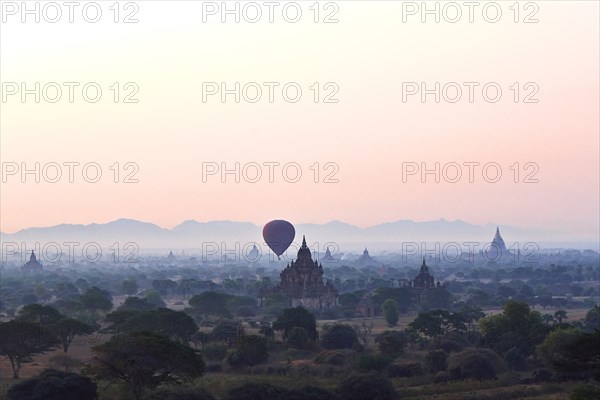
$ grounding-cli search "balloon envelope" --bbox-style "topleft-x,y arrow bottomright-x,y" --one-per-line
262,220 -> 295,257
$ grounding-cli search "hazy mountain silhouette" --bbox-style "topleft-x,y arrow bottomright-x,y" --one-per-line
1,218 -> 590,251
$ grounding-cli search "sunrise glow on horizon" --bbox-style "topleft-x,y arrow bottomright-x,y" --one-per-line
1,1 -> 598,240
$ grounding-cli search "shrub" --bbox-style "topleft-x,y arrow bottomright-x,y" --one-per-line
356,354 -> 393,372
569,384 -> 600,400
425,349 -> 448,373
315,350 -> 348,366
226,383 -> 287,400
7,369 -> 97,400
434,371 -> 449,383
321,324 -> 360,350
143,386 -> 217,400
227,335 -> 269,368
448,348 -> 506,381
387,362 -> 423,378
432,340 -> 464,354
336,374 -> 399,400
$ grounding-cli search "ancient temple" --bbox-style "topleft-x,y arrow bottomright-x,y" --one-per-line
486,226 -> 508,260
356,247 -> 376,266
166,250 -> 176,262
22,251 -> 43,273
248,244 -> 260,260
261,236 -> 338,309
413,257 -> 435,289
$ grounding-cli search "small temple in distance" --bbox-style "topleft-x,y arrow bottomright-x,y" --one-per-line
356,247 -> 376,266
22,251 -> 43,273
485,226 -> 509,260
260,236 -> 339,309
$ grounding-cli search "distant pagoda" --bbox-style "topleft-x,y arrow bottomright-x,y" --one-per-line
261,236 -> 338,309
486,226 -> 508,260
356,247 -> 376,266
22,251 -> 43,273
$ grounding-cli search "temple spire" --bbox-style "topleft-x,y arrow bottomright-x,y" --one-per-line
302,235 -> 307,247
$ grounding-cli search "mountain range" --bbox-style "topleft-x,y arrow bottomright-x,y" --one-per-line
1,218 -> 594,253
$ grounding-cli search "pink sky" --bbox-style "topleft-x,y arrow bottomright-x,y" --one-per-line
1,1 -> 598,239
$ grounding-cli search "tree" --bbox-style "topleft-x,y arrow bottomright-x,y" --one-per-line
120,279 -> 138,297
226,335 -> 269,368
7,369 -> 97,400
554,309 -> 568,324
16,304 -> 62,325
144,289 -> 167,308
553,329 -> 600,381
91,331 -> 205,400
188,291 -> 232,318
0,320 -> 60,378
273,307 -> 318,341
410,309 -> 465,338
584,306 -> 600,331
382,299 -> 399,326
80,287 -> 113,313
48,318 -> 94,353
536,328 -> 582,368
118,296 -> 156,312
336,374 -> 399,400
479,300 -> 548,356
108,308 -> 198,343
286,327 -> 310,349
321,323 -> 359,350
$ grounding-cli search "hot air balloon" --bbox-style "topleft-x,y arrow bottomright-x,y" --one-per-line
262,220 -> 295,260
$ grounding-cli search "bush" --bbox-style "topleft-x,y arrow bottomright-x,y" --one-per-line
434,371 -> 449,383
425,349 -> 448,373
143,386 -> 216,400
448,349 -> 506,381
356,354 -> 393,372
226,383 -> 288,400
336,374 -> 399,400
226,383 -> 337,400
226,335 -> 269,368
321,324 -> 360,350
7,369 -> 97,400
314,350 -> 349,366
387,362 -> 423,378
569,384 -> 600,400
431,340 -> 464,354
